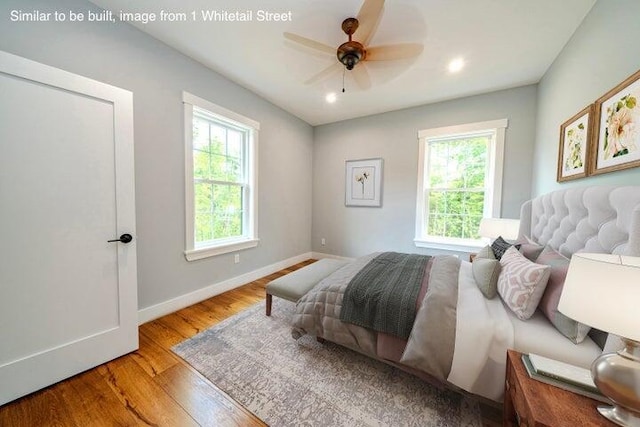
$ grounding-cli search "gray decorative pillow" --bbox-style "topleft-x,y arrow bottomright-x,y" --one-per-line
476,245 -> 496,260
472,258 -> 501,299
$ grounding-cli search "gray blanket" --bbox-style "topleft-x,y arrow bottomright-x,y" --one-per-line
400,255 -> 461,380
339,252 -> 430,339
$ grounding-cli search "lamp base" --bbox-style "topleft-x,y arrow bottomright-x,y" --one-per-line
597,405 -> 640,427
592,338 -> 640,427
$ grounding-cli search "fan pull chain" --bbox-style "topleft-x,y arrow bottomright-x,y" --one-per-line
342,67 -> 346,93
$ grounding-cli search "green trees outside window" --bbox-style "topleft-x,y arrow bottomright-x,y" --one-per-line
192,115 -> 246,244
425,136 -> 488,240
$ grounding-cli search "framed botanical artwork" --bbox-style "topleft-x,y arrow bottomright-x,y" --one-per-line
345,158 -> 383,207
591,69 -> 640,175
557,104 -> 593,182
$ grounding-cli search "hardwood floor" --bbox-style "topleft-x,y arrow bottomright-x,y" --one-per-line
0,259 -> 502,426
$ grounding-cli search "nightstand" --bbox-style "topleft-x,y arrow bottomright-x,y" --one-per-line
504,350 -> 614,426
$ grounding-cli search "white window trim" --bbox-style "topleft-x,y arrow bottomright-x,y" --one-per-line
414,119 -> 507,251
183,92 -> 259,261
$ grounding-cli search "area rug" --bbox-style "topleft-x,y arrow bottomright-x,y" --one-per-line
172,298 -> 482,427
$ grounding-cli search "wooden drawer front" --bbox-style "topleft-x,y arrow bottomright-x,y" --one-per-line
504,350 -> 612,427
508,363 -> 532,427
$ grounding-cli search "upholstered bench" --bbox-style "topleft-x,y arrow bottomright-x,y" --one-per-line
265,258 -> 348,316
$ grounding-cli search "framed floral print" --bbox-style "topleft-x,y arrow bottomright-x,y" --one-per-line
557,104 -> 593,182
345,158 -> 383,207
591,69 -> 640,175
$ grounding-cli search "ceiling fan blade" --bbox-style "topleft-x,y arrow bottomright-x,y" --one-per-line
355,0 -> 385,45
283,32 -> 335,55
304,62 -> 342,85
365,43 -> 424,61
351,63 -> 372,90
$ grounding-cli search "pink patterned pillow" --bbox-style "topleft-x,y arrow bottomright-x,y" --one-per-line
497,246 -> 551,320
535,246 -> 591,343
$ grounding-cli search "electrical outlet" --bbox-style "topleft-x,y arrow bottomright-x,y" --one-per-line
321,238 -> 326,246
234,254 -> 240,264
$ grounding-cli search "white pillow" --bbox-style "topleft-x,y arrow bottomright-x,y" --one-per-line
497,246 -> 551,320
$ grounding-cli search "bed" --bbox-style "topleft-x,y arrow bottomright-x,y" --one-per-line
291,186 -> 640,402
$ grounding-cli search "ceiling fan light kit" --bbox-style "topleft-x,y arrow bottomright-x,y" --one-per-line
337,17 -> 365,70
337,41 -> 364,70
283,0 -> 423,90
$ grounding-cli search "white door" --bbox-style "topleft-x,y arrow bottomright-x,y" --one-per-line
0,51 -> 138,405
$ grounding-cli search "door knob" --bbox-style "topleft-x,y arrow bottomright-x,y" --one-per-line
108,233 -> 133,244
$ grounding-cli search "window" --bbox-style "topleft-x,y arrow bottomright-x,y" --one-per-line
183,92 -> 259,261
414,119 -> 507,251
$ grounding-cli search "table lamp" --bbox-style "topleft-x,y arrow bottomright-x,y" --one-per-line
558,253 -> 640,427
478,218 -> 520,241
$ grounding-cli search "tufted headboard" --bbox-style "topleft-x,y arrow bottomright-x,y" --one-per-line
518,186 -> 640,259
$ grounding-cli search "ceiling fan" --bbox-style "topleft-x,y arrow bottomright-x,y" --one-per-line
283,0 -> 423,90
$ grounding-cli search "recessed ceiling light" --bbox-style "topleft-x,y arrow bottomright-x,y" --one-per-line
325,92 -> 337,103
448,58 -> 465,73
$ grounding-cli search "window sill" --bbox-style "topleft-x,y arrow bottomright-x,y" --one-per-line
185,238 -> 259,261
414,238 -> 485,253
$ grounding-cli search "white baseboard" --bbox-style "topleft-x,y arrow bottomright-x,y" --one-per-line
138,252 -> 313,324
311,251 -> 355,262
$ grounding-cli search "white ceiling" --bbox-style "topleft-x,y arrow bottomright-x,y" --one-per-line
89,0 -> 596,126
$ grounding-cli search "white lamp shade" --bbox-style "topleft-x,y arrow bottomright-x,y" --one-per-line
478,218 -> 520,240
558,253 -> 640,342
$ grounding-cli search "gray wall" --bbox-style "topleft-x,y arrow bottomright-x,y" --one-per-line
312,85 -> 538,258
532,0 -> 640,195
6,0 -> 636,310
0,0 -> 313,309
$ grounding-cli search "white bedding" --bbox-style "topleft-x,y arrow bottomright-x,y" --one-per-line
507,307 -> 602,369
447,261 -> 514,401
446,261 -> 602,402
